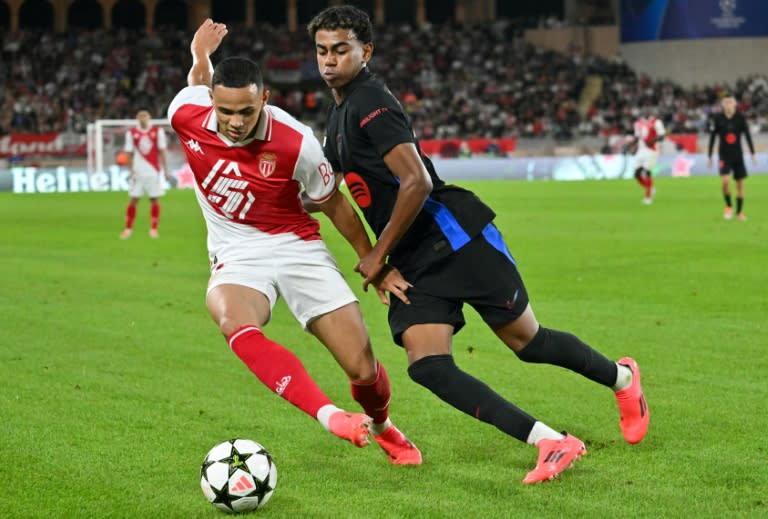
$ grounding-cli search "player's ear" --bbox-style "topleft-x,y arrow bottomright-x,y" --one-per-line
262,89 -> 271,104
362,42 -> 373,65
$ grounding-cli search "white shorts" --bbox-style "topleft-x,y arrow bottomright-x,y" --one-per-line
206,236 -> 357,329
634,148 -> 659,171
129,173 -> 166,198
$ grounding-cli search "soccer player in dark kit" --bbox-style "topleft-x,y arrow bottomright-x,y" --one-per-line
307,5 -> 650,484
708,94 -> 757,221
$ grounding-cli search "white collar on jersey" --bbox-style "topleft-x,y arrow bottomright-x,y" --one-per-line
203,106 -> 273,147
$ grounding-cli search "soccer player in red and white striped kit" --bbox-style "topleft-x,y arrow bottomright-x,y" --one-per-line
632,113 -> 665,205
166,19 -> 421,464
120,109 -> 172,239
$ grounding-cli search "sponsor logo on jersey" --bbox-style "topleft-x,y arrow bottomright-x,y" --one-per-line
344,172 -> 371,208
360,107 -> 389,128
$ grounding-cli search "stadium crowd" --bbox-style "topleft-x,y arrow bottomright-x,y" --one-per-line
1,20 -> 767,140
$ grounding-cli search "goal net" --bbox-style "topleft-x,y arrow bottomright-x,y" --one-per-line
86,119 -> 192,188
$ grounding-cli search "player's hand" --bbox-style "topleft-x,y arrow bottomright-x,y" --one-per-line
191,18 -> 227,56
354,250 -> 386,293
369,265 -> 412,305
707,157 -> 712,168
751,154 -> 757,165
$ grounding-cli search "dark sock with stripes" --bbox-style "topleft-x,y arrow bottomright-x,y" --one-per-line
408,354 -> 535,442
515,327 -> 618,387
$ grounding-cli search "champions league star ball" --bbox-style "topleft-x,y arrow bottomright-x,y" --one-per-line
200,439 -> 278,513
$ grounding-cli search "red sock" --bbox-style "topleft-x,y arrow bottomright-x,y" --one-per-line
125,204 -> 136,229
645,177 -> 654,197
228,325 -> 332,418
150,201 -> 160,230
350,361 -> 390,424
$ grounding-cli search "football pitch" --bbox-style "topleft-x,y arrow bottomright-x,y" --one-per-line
1,175 -> 766,518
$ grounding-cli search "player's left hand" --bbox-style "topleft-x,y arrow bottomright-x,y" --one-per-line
369,265 -> 412,305
751,154 -> 757,165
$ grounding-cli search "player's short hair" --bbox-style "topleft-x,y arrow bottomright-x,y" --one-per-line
307,5 -> 373,44
212,57 -> 264,90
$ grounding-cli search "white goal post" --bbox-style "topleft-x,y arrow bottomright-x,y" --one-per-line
86,119 -> 188,176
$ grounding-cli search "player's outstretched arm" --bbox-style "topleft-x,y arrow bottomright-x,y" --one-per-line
187,18 -> 228,87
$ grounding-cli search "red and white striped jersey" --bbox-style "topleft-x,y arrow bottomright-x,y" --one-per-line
168,86 -> 335,247
633,117 -> 665,151
124,125 -> 167,175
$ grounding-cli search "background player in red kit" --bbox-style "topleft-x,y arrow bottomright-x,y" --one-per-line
631,112 -> 665,205
120,109 -> 172,239
167,19 -> 420,464
707,94 -> 757,221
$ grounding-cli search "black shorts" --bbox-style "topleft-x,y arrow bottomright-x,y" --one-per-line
388,223 -> 530,346
719,158 -> 748,180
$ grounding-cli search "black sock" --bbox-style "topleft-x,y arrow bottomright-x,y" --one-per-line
515,327 -> 618,387
408,354 -> 535,442
724,194 -> 732,207
736,197 -> 744,214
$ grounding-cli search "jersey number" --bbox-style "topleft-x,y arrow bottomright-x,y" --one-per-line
202,159 -> 255,220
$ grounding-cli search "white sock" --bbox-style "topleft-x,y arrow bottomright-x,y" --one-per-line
526,421 -> 565,445
370,417 -> 392,436
613,363 -> 633,392
316,404 -> 343,431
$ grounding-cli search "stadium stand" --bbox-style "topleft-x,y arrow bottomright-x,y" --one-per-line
1,21 -> 766,144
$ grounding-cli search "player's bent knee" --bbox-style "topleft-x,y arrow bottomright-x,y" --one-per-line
344,359 -> 378,383
407,354 -> 454,389
217,317 -> 245,338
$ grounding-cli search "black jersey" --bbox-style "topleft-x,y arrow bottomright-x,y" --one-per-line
324,67 -> 496,274
708,112 -> 754,161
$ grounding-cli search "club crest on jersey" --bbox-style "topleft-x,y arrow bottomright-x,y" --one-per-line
258,152 -> 277,177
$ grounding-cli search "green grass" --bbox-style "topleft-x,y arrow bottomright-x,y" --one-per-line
1,175 -> 767,518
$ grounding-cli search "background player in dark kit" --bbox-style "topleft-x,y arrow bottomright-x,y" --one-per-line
708,94 -> 757,221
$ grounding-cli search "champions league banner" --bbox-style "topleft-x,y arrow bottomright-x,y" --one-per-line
620,0 -> 768,42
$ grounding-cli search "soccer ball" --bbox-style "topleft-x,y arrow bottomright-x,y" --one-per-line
200,439 -> 278,514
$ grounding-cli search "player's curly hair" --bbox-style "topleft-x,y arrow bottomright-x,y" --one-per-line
212,57 -> 264,89
307,5 -> 373,44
